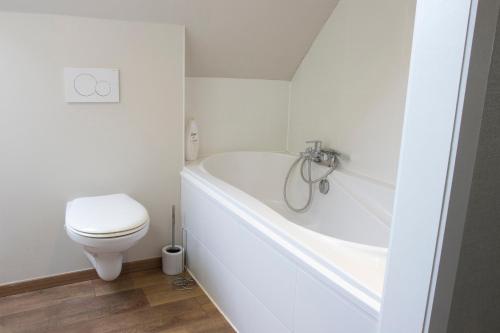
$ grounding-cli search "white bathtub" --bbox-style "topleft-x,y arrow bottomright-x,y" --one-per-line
181,151 -> 394,333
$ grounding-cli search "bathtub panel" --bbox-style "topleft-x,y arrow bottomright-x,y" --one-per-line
181,181 -> 203,238
186,231 -> 290,333
185,181 -> 243,270
198,201 -> 244,277
294,269 -> 377,333
204,205 -> 297,330
185,229 -> 203,279
236,222 -> 297,329
184,179 -> 297,329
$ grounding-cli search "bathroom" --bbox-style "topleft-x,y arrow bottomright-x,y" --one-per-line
1,1 -> 499,332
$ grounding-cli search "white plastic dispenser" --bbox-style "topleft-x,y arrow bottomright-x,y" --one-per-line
185,119 -> 199,161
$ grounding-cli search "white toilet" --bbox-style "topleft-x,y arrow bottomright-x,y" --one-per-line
65,193 -> 150,281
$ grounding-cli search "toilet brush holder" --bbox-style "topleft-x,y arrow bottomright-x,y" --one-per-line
162,245 -> 184,275
162,205 -> 184,275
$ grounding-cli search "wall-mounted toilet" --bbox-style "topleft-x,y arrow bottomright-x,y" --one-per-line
65,193 -> 150,281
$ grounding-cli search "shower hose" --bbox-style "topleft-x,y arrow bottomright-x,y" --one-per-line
283,154 -> 337,213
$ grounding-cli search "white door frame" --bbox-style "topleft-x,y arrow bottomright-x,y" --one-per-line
379,1 -> 499,332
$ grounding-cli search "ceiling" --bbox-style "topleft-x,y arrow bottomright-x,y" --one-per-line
0,0 -> 339,80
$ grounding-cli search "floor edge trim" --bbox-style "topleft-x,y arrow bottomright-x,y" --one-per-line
0,257 -> 162,297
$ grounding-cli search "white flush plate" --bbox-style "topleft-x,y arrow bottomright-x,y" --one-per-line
64,68 -> 119,103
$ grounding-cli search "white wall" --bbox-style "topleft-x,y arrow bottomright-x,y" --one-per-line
288,0 -> 415,185
186,78 -> 289,156
0,12 -> 185,284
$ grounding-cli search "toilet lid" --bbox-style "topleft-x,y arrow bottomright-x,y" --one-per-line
65,194 -> 149,236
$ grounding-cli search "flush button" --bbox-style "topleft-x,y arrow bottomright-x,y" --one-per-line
74,73 -> 97,96
95,80 -> 112,96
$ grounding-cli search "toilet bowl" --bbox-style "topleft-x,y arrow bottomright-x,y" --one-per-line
65,193 -> 150,281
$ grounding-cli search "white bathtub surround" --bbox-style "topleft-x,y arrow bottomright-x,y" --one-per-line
288,0 -> 416,185
182,152 -> 394,332
184,0 -> 416,185
185,78 -> 290,156
0,12 -> 184,285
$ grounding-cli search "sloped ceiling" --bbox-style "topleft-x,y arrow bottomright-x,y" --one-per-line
0,0 -> 339,80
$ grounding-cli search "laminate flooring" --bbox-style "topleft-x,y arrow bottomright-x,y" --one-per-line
0,269 -> 234,333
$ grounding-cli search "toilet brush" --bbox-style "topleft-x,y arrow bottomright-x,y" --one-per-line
161,205 -> 185,275
171,205 -> 177,250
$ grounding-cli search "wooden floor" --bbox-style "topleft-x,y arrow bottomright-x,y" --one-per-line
0,269 -> 234,333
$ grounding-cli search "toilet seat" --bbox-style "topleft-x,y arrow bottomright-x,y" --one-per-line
66,193 -> 149,238
66,222 -> 148,238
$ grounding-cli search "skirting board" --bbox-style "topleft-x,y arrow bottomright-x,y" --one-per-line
0,257 -> 162,298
